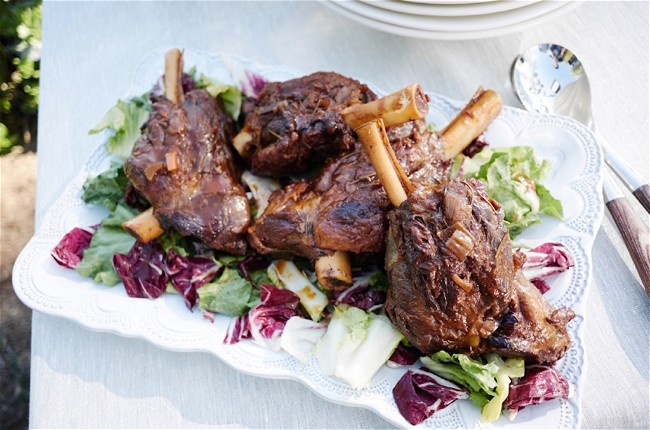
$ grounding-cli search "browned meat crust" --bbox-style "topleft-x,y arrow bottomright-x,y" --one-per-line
238,71 -> 377,177
125,90 -> 250,254
384,178 -> 574,364
247,120 -> 450,259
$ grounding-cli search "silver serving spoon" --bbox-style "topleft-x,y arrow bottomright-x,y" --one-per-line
512,43 -> 650,295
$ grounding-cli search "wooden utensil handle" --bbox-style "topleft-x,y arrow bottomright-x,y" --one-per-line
632,184 -> 650,214
606,197 -> 650,296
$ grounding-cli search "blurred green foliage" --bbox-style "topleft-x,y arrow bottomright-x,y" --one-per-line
1,0 -> 42,154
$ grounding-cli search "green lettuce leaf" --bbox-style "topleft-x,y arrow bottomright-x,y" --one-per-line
75,203 -> 138,285
460,146 -> 563,237
313,305 -> 403,389
248,268 -> 272,288
422,351 -> 499,395
155,229 -> 192,257
197,267 -> 259,316
195,74 -> 243,119
338,305 -> 371,344
89,94 -> 151,159
368,271 -> 389,292
81,162 -> 128,210
421,351 -> 525,423
480,354 -> 525,422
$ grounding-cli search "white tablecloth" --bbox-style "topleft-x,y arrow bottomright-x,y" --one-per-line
29,1 -> 649,428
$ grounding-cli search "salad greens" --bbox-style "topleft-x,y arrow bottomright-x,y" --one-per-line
81,161 -> 128,211
75,202 -> 138,285
421,351 -> 525,422
280,316 -> 327,363
88,94 -> 151,159
248,284 -> 301,352
314,305 -> 403,389
267,260 -> 329,322
197,267 -> 260,316
481,354 -> 525,422
393,367 -> 469,425
455,145 -> 563,237
194,73 -> 244,119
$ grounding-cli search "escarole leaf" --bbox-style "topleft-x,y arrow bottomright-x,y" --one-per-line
89,94 -> 151,159
81,162 -> 129,210
195,74 -> 243,119
75,203 -> 138,285
421,351 -> 499,396
267,260 -> 328,322
314,305 -> 403,389
459,146 -> 563,237
197,267 -> 259,316
421,351 -> 525,423
480,354 -> 525,422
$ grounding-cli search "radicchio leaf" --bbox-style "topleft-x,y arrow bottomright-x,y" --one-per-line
151,73 -> 196,97
331,268 -> 386,311
388,343 -> 422,367
51,227 -> 95,269
113,241 -> 168,299
223,314 -> 252,345
462,133 -> 489,158
504,365 -> 571,414
166,249 -> 221,309
521,242 -> 574,293
240,71 -> 268,98
393,367 -> 469,425
238,255 -> 271,286
249,284 -> 301,351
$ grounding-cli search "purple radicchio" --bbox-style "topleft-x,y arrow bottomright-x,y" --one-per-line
249,284 -> 301,351
387,343 -> 423,367
51,226 -> 96,269
239,71 -> 268,98
151,73 -> 196,97
521,242 -> 574,293
223,314 -> 252,345
166,249 -> 221,309
238,255 -> 271,286
462,133 -> 489,158
504,365 -> 571,415
393,367 -> 469,425
113,241 -> 168,299
331,269 -> 386,311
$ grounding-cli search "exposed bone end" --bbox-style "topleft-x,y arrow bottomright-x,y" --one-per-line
233,130 -> 255,159
122,207 -> 164,243
342,83 -> 429,130
441,87 -> 502,159
315,250 -> 353,291
164,48 -> 184,105
354,119 -> 411,207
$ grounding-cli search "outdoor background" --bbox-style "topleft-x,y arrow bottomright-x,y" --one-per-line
1,1 -> 42,429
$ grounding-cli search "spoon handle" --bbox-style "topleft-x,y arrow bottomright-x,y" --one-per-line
604,172 -> 650,296
601,142 -> 650,213
632,184 -> 650,214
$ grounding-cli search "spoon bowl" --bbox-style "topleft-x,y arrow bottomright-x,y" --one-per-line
511,42 -> 650,295
512,44 -> 592,126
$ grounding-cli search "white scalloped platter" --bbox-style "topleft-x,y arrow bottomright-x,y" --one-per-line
13,48 -> 604,429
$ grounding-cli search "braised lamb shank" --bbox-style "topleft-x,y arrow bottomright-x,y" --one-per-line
344,90 -> 575,365
125,77 -> 250,254
384,179 -> 574,364
248,119 -> 450,260
233,71 -> 377,177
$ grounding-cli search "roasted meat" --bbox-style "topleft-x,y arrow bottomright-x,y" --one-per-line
487,271 -> 575,364
247,119 -> 451,259
125,90 -> 250,254
384,178 -> 574,364
234,71 -> 377,177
